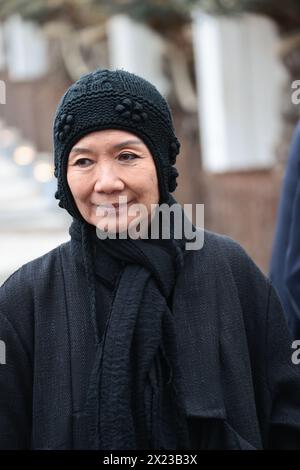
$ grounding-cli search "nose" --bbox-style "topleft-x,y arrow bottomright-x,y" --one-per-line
93,161 -> 125,193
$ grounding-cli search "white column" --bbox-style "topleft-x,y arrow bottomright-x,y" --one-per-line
3,14 -> 48,81
106,14 -> 170,96
0,22 -> 5,71
192,11 -> 287,172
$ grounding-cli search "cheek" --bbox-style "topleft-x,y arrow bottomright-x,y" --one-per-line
148,167 -> 159,195
132,174 -> 151,194
150,172 -> 158,187
67,171 -> 90,200
134,167 -> 159,203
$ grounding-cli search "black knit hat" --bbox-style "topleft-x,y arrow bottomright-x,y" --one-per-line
53,68 -> 181,219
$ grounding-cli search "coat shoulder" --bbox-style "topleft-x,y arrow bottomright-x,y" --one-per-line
0,241 -> 72,328
185,229 -> 273,320
202,229 -> 269,285
1,241 -> 71,291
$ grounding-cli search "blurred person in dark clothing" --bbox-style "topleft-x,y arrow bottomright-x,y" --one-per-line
270,121 -> 300,340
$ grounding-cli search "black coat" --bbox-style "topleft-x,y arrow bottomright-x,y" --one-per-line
1,229 -> 300,449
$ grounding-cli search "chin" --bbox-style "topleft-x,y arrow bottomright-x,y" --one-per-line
94,218 -> 128,235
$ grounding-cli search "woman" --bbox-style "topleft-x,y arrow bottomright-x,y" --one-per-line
0,68 -> 300,450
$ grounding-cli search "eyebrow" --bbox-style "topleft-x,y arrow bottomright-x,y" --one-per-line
69,139 -> 144,157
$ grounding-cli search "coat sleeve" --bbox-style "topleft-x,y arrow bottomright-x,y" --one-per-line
221,233 -> 300,449
0,269 -> 33,449
266,282 -> 300,449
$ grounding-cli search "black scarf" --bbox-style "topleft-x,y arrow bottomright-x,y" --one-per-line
69,196 -> 193,450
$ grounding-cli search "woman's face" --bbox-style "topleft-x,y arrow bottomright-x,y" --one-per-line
67,129 -> 159,235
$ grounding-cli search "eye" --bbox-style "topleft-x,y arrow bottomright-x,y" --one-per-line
118,152 -> 139,162
73,158 -> 93,167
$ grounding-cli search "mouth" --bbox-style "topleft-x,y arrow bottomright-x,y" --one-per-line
92,200 -> 134,213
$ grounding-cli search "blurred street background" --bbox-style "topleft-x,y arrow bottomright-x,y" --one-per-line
1,0 -> 300,284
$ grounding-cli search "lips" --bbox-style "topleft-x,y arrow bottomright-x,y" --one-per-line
94,201 -> 131,207
92,200 -> 133,212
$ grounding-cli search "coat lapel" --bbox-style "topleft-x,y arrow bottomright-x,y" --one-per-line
172,250 -> 227,420
60,242 -> 96,420
172,240 -> 263,448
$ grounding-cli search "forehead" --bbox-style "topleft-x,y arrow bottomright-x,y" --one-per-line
71,129 -> 145,148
